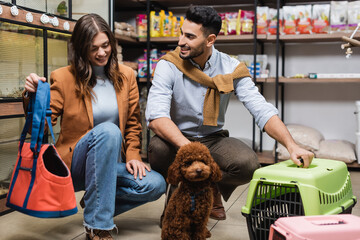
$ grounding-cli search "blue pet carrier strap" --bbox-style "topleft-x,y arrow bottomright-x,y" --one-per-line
30,81 -> 50,153
24,81 -> 51,208
45,102 -> 55,143
18,111 -> 33,150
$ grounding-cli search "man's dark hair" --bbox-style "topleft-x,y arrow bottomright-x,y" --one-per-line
185,5 -> 222,36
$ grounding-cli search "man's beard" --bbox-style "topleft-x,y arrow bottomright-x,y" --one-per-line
179,45 -> 205,60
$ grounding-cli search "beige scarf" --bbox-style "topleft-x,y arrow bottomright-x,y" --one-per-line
161,47 -> 251,126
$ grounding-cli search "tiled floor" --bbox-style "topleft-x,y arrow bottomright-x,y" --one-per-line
1,170 -> 359,240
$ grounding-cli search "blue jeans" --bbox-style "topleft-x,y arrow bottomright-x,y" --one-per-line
71,122 -> 166,230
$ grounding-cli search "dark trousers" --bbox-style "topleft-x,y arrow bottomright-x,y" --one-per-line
148,130 -> 260,201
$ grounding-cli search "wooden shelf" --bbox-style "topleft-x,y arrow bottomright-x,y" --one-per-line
267,32 -> 360,43
0,102 -> 24,118
138,36 -> 178,44
0,5 -> 75,32
216,34 -> 267,43
116,0 -> 254,9
257,151 -> 360,169
257,151 -> 276,165
260,77 -> 360,83
137,34 -> 266,44
138,77 -> 151,83
139,77 -> 360,84
115,34 -> 139,45
115,0 -> 332,10
132,33 -> 358,45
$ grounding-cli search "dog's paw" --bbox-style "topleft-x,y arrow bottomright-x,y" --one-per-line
206,228 -> 211,238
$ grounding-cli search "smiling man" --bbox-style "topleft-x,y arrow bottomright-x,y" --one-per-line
145,5 -> 314,223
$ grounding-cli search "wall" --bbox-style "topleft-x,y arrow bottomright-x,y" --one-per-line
72,0 -> 109,22
220,42 -> 360,151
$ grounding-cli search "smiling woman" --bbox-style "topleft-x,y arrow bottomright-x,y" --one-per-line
23,13 -> 166,240
89,33 -> 111,67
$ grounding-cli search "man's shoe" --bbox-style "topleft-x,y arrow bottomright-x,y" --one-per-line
85,227 -> 113,240
210,184 -> 226,220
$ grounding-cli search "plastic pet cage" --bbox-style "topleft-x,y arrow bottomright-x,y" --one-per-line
268,214 -> 360,240
241,158 -> 357,240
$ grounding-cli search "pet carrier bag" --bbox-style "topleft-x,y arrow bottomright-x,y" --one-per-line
269,214 -> 360,240
241,158 -> 357,240
6,81 -> 78,218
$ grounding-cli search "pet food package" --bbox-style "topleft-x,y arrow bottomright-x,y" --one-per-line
219,13 -> 227,35
137,58 -> 158,77
348,1 -> 360,31
297,5 -> 312,34
236,9 -> 242,34
312,4 -> 330,33
283,6 -> 298,34
161,10 -> 173,37
241,10 -> 254,34
150,11 -> 161,37
136,14 -> 147,38
330,1 -> 348,32
268,8 -> 283,35
257,6 -> 269,34
138,59 -> 147,77
171,16 -> 183,37
237,54 -> 268,77
225,12 -> 239,35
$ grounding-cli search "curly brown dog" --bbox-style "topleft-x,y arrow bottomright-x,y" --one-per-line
161,142 -> 222,240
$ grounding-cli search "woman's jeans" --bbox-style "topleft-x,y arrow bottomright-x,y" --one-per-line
71,122 -> 166,230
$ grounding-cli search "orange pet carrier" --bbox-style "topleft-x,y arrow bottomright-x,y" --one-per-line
6,81 -> 77,218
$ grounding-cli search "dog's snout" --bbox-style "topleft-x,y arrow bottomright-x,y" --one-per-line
196,169 -> 202,174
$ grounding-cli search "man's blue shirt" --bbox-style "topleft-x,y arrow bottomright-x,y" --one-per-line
145,46 -> 278,137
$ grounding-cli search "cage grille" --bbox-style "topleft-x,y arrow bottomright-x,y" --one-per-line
249,182 -> 304,240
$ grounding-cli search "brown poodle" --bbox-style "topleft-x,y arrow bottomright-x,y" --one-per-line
161,142 -> 222,240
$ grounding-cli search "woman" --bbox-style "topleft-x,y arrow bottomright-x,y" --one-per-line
24,14 -> 166,240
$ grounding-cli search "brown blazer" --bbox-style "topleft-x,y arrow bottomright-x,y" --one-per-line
27,64 -> 142,169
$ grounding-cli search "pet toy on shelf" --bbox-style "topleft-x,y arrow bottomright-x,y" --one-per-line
341,23 -> 360,58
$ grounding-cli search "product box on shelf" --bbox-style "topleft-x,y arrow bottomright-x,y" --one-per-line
136,14 -> 147,38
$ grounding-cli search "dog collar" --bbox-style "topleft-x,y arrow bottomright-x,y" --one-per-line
190,189 -> 208,212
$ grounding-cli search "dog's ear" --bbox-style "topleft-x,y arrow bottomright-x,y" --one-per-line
166,156 -> 182,185
210,160 -> 222,182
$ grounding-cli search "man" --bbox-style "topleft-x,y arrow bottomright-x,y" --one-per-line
145,6 -> 314,221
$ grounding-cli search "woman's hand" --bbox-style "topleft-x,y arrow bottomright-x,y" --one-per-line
25,73 -> 46,93
126,159 -> 151,180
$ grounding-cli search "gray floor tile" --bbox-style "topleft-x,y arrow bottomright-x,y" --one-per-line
0,171 -> 359,239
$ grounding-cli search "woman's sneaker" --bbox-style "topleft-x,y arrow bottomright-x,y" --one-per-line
85,227 -> 113,240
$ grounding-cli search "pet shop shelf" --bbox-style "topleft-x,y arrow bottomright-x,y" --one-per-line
241,158 -> 357,240
269,214 -> 360,240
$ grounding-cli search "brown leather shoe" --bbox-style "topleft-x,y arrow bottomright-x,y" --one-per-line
210,184 -> 226,220
85,227 -> 113,240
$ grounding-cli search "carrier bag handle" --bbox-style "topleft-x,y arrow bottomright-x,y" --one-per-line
19,81 -> 55,154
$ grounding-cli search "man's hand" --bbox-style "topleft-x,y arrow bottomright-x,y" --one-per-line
287,144 -> 314,168
264,115 -> 314,168
126,159 -> 151,180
